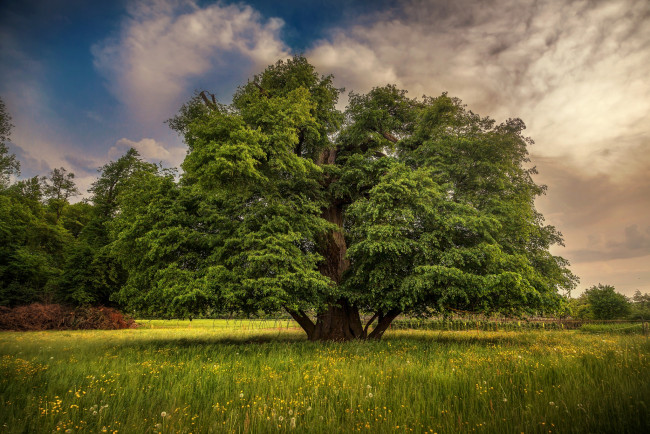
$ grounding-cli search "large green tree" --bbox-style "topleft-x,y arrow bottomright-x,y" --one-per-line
123,56 -> 575,340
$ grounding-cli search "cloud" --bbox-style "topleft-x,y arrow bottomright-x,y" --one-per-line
307,0 -> 650,172
567,254 -> 650,296
531,147 -> 650,294
92,0 -> 290,125
110,137 -> 186,166
570,225 -> 650,262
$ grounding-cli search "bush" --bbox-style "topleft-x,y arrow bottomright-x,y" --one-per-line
0,303 -> 136,331
579,323 -> 644,335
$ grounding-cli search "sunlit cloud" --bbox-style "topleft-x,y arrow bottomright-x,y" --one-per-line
308,0 -> 650,173
110,137 -> 186,166
92,0 -> 290,125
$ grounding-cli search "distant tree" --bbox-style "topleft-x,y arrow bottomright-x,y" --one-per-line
58,149 -> 156,306
0,185 -> 69,306
12,176 -> 43,202
0,96 -> 20,188
89,148 -> 155,219
630,290 -> 650,320
581,284 -> 630,320
42,167 -> 79,222
0,101 -> 89,306
632,290 -> 650,306
568,295 -> 593,319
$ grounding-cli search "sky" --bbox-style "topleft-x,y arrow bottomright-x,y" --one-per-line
1,0 -> 648,297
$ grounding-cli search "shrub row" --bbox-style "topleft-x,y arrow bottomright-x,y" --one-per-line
0,303 -> 136,331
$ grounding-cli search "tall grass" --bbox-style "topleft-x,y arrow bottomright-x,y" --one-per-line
1,320 -> 648,433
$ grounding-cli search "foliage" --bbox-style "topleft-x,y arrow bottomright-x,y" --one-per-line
0,184 -> 70,305
41,167 -> 80,222
127,56 -> 577,339
0,98 -> 148,309
57,149 -> 156,306
576,284 -> 631,320
630,289 -> 650,320
109,168 -> 225,318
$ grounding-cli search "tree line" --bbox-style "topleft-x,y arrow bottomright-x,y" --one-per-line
1,57 -> 645,338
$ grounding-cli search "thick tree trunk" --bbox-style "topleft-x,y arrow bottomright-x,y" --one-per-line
286,304 -> 401,341
310,299 -> 364,341
302,147 -> 400,341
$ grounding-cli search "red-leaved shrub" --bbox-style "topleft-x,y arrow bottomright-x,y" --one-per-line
0,303 -> 136,331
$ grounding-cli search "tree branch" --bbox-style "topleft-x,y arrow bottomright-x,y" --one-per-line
381,131 -> 398,143
367,309 -> 401,339
199,91 -> 217,109
253,82 -> 270,98
363,312 -> 380,336
284,307 -> 315,338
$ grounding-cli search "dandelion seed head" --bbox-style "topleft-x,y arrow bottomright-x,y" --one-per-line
503,398 -> 507,402
279,416 -> 284,422
549,402 -> 555,406
161,411 -> 167,418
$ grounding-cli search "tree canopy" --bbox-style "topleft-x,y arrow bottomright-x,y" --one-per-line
108,56 -> 577,340
578,284 -> 630,320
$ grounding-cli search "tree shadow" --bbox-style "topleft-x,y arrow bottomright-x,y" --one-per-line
384,329 -> 540,348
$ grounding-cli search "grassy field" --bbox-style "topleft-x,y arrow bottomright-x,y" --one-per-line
1,320 -> 648,433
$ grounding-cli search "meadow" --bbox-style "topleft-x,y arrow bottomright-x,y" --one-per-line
1,320 -> 648,433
